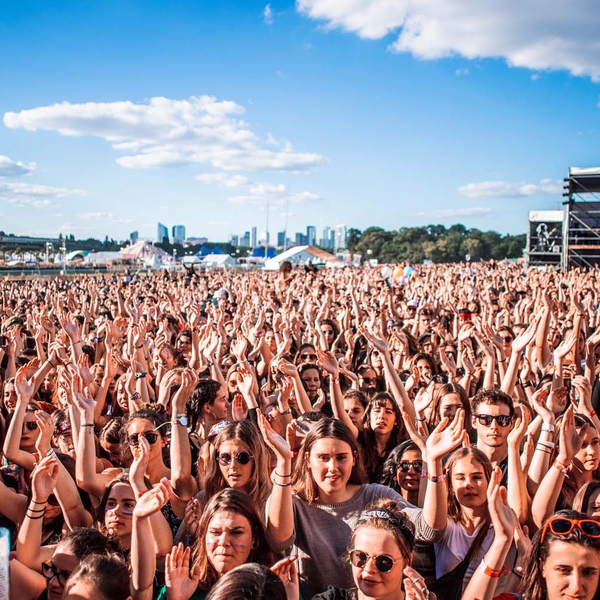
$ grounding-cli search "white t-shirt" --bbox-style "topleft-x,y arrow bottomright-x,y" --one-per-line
434,519 -> 516,594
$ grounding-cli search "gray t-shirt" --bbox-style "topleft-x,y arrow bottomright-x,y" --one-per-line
269,483 -> 443,600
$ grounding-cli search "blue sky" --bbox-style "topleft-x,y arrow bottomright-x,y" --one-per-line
1,0 -> 599,243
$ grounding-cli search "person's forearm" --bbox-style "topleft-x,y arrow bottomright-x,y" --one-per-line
170,415 -> 196,503
329,378 -> 358,438
55,462 -> 93,529
422,457 -> 447,529
507,447 -> 528,524
131,516 -> 156,600
3,398 -> 36,469
267,457 -> 294,543
383,352 -> 416,422
76,412 -> 107,497
462,535 -> 512,600
531,457 -> 566,527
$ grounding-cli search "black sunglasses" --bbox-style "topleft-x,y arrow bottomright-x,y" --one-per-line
349,549 -> 402,573
300,353 -> 317,361
217,451 -> 254,466
475,414 -> 512,428
128,431 -> 159,446
398,460 -> 423,473
502,336 -> 513,343
361,377 -> 376,384
47,494 -> 60,507
23,421 -> 38,431
41,561 -> 72,586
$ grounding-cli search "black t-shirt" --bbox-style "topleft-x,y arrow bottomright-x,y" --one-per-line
311,587 -> 357,600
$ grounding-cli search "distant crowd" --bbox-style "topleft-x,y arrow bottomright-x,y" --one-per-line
1,260 -> 600,600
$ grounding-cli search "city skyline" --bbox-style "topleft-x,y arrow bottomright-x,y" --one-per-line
1,1 -> 599,242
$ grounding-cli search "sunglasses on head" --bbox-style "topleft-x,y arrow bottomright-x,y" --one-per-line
128,431 -> 159,446
398,460 -> 423,473
217,451 -> 254,466
541,517 -> 600,543
23,421 -> 38,431
349,549 -> 403,573
300,353 -> 317,361
475,414 -> 512,428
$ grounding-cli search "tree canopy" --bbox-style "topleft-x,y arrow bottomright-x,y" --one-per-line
345,225 -> 525,263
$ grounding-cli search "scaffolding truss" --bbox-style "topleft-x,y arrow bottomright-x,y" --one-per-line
562,167 -> 600,270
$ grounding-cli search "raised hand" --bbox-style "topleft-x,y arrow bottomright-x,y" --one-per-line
403,566 -> 432,600
258,412 -> 292,462
507,404 -> 530,448
133,477 -> 173,520
426,409 -> 467,461
14,364 -> 35,400
271,557 -> 299,600
557,405 -> 582,464
530,387 -> 554,424
31,454 -> 59,502
164,543 -> 200,600
34,410 -> 54,456
486,466 -> 516,542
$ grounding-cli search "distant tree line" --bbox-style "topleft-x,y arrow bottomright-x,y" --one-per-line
345,225 -> 526,264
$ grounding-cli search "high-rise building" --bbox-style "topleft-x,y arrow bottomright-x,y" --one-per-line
277,231 -> 286,247
334,224 -> 347,250
251,226 -> 258,249
129,231 -> 139,244
230,235 -> 239,246
320,226 -> 332,249
295,232 -> 307,246
306,225 -> 316,246
171,225 -> 186,245
240,231 -> 250,247
157,222 -> 168,244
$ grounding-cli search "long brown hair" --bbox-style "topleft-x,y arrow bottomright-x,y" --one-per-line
204,421 -> 272,510
359,392 -> 406,482
427,382 -> 470,432
292,418 -> 366,503
190,488 -> 274,592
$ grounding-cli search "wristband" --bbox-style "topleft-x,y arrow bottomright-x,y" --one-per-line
130,392 -> 141,401
280,409 -> 292,416
481,558 -> 507,578
521,382 -> 532,388
27,506 -> 46,513
30,499 -> 48,505
330,376 -> 340,384
135,371 -> 148,379
537,440 -> 555,450
135,344 -> 144,349
553,459 -> 571,478
26,513 -> 45,520
420,469 -> 428,478
590,409 -> 597,419
274,472 -> 292,478
273,481 -> 292,487
137,489 -> 149,499
427,473 -> 446,483
81,423 -> 95,428
541,423 -> 555,433
45,448 -> 56,457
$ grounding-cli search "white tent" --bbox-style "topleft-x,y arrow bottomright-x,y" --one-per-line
264,245 -> 342,271
202,254 -> 236,268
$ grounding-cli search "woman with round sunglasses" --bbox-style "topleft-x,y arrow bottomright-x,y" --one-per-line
176,420 -> 272,544
76,369 -> 198,533
266,414 -> 461,599
295,344 -> 319,366
311,499 -> 431,600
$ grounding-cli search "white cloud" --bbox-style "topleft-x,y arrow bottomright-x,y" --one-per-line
458,178 -> 561,198
4,96 -> 325,172
0,181 -> 84,208
228,182 -> 322,206
78,212 -> 132,223
58,222 -> 88,235
414,207 -> 494,219
0,155 -> 36,177
296,0 -> 600,80
455,68 -> 469,76
263,4 -> 274,25
196,172 -> 249,188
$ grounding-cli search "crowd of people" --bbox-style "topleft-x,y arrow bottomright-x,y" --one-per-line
1,259 -> 600,600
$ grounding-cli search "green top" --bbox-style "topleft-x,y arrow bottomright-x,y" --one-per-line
155,586 -> 206,600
